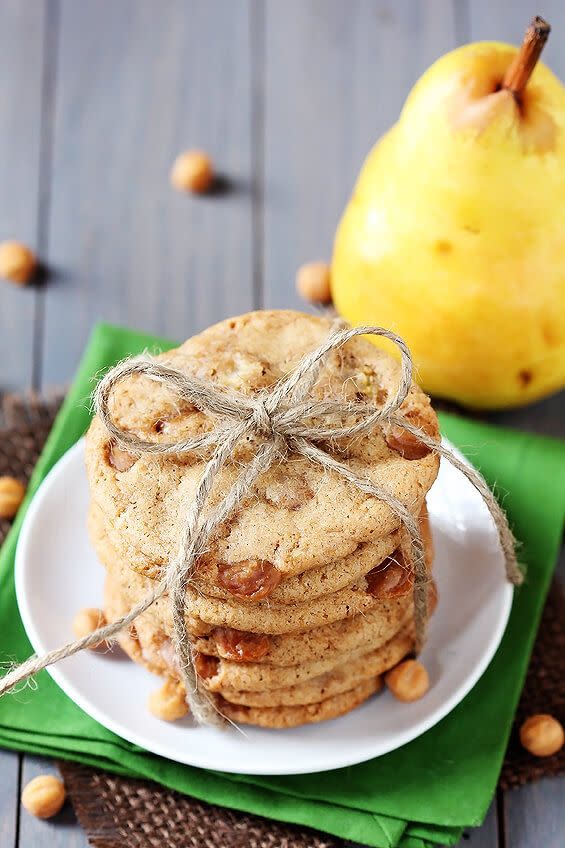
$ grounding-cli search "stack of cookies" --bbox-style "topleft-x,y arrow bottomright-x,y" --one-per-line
85,310 -> 440,728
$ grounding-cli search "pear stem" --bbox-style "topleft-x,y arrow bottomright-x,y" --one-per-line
502,16 -> 550,100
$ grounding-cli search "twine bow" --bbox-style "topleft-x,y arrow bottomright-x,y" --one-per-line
0,323 -> 523,727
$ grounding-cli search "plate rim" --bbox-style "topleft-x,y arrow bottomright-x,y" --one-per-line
14,437 -> 513,775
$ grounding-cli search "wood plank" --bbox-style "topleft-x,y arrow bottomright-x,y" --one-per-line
19,755 -> 88,847
504,776 -> 565,848
0,751 -> 19,848
0,1 -> 46,391
40,0 -> 254,388
262,0 -> 458,311
458,799 -> 499,847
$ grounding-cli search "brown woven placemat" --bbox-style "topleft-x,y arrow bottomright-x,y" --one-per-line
1,393 -> 564,848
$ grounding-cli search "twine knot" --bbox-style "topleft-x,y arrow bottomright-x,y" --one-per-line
249,396 -> 278,439
0,321 -> 523,729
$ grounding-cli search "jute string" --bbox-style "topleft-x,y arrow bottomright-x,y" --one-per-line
0,323 -> 523,727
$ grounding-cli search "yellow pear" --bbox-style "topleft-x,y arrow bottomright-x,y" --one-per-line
332,18 -> 565,408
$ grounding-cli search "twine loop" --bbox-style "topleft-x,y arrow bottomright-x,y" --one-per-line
0,322 -> 523,728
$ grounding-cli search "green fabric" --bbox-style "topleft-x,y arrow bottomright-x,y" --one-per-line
1,322 -> 564,848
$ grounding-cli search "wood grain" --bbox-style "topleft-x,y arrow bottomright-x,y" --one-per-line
461,799 -> 499,847
0,751 -> 19,848
262,0 -> 458,311
0,1 -> 564,846
39,0 -> 254,388
19,755 -> 88,847
468,0 -> 564,71
504,775 -> 565,848
0,1 -> 46,391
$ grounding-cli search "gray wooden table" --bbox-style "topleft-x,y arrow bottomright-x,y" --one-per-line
0,2 -> 563,846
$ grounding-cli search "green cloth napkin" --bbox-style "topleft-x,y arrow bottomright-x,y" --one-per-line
1,323 -> 565,848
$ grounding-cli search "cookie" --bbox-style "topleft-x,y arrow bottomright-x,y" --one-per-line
90,498 -> 434,606
86,310 -> 440,593
98,545 -> 409,637
194,619 -> 410,692
215,624 -> 413,707
94,509 -> 432,640
216,680 -> 382,728
104,566 -> 435,693
117,606 -> 411,693
192,599 -> 414,667
104,569 -> 415,669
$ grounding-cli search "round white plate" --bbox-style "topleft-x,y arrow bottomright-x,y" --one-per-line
15,437 -> 512,775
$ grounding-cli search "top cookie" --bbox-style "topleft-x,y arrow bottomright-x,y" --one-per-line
85,310 -> 439,587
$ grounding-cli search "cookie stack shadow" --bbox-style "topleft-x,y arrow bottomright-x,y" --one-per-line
86,310 -> 440,728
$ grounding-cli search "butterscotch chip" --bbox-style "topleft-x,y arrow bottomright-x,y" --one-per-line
217,559 -> 281,600
520,714 -> 564,757
366,549 -> 413,599
295,261 -> 332,304
21,775 -> 65,819
0,476 -> 26,519
0,241 -> 36,284
385,406 -> 439,460
212,627 -> 270,662
170,150 -> 214,193
72,607 -> 107,649
193,652 -> 220,680
106,441 -> 137,471
148,679 -> 188,721
385,659 -> 429,702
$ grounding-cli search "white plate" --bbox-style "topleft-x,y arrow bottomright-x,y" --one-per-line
15,437 -> 512,775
